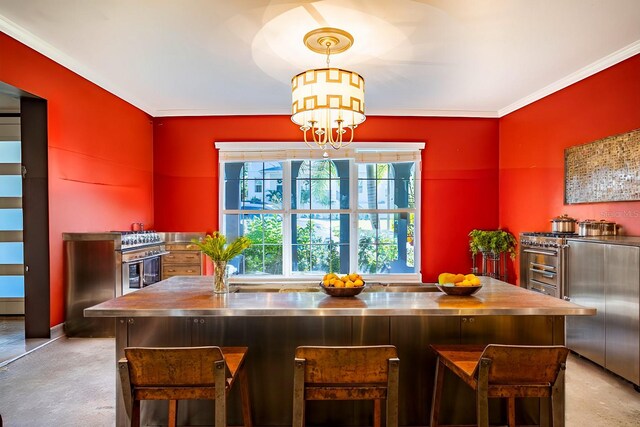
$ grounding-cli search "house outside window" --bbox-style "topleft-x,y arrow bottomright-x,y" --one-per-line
217,142 -> 424,282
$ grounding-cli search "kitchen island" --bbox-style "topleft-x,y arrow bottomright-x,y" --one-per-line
86,276 -> 595,427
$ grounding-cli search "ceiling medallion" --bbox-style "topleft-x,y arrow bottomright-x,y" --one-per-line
291,27 -> 365,156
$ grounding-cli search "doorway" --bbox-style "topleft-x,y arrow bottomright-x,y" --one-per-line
0,82 -> 50,343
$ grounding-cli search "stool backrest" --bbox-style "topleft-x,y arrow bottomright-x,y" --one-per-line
474,344 -> 569,385
124,346 -> 225,387
295,345 -> 398,384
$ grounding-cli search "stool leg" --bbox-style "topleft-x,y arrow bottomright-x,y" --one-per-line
131,400 -> 141,427
293,358 -> 305,427
430,358 -> 444,427
507,397 -> 516,427
168,400 -> 178,427
386,358 -> 399,427
239,365 -> 253,427
477,358 -> 492,427
373,399 -> 381,427
551,363 -> 566,427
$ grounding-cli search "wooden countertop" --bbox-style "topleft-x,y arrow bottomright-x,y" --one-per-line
85,276 -> 595,318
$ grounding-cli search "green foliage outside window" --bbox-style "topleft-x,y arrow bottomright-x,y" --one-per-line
243,215 -> 283,274
358,232 -> 399,273
295,220 -> 340,273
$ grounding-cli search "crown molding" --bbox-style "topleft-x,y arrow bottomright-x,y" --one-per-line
154,108 -> 500,118
0,14 -> 154,115
499,39 -> 640,117
215,141 -> 425,151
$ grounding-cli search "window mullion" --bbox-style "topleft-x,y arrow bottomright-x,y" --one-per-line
350,158 -> 358,273
282,160 -> 292,276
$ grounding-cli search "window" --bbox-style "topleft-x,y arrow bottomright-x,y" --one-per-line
0,122 -> 25,300
218,142 -> 423,281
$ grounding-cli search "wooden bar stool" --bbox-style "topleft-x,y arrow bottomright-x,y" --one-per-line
430,344 -> 569,427
118,346 -> 252,427
293,345 -> 400,427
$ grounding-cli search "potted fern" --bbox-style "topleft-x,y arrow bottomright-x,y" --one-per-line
468,229 -> 517,280
192,232 -> 251,294
469,229 -> 517,259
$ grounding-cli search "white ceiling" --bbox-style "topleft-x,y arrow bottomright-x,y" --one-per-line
1,0 -> 639,118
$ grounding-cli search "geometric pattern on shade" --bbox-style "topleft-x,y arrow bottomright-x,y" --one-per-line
291,68 -> 365,128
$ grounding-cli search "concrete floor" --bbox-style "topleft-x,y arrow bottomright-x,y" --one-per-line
0,317 -> 52,368
0,324 -> 639,426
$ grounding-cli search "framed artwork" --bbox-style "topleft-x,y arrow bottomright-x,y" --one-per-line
565,128 -> 640,204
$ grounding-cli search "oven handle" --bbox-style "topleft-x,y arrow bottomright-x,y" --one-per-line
530,267 -> 556,278
523,248 -> 558,256
122,251 -> 170,264
529,278 -> 557,295
530,262 -> 556,272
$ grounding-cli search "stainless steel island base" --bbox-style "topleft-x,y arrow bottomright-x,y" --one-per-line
87,276 -> 594,427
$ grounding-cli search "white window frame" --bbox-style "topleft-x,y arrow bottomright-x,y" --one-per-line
216,142 -> 424,284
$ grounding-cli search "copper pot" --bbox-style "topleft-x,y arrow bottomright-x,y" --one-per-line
550,214 -> 577,233
578,220 -> 600,236
599,220 -> 618,236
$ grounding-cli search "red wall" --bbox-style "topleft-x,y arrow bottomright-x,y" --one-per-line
499,54 -> 640,283
0,33 -> 154,327
154,115 -> 499,282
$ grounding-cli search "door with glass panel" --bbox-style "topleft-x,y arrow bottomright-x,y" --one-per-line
0,116 -> 24,315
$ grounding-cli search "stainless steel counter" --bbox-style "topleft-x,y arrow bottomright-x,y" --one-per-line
85,276 -> 595,318
568,235 -> 640,246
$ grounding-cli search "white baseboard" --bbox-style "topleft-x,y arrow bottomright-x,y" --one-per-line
50,322 -> 65,339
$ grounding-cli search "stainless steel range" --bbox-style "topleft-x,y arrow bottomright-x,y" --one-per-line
119,231 -> 168,292
519,232 -> 575,298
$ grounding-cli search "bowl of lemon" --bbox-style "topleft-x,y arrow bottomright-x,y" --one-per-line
435,273 -> 483,296
320,272 -> 365,297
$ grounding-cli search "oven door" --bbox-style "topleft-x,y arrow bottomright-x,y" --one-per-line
128,262 -> 142,288
142,256 -> 161,286
520,246 -> 562,297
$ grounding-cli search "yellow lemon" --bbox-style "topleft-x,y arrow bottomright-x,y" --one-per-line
438,272 -> 451,285
345,280 -> 355,288
334,280 -> 345,288
354,279 -> 364,287
452,274 -> 465,283
349,273 -> 359,281
471,277 -> 481,285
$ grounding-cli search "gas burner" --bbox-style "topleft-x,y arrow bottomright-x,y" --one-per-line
112,230 -> 164,249
519,232 -> 578,249
521,232 -> 578,238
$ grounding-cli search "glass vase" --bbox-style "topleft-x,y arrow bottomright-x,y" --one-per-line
212,260 -> 229,294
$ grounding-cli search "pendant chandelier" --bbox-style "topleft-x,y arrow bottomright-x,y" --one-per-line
291,28 -> 365,154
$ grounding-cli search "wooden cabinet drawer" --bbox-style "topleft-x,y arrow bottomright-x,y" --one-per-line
163,251 -> 201,264
166,243 -> 200,251
163,265 -> 201,277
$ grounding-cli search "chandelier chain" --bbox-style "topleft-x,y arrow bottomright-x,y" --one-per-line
325,42 -> 331,68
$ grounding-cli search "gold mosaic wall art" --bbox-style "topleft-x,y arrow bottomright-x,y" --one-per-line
565,129 -> 640,204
